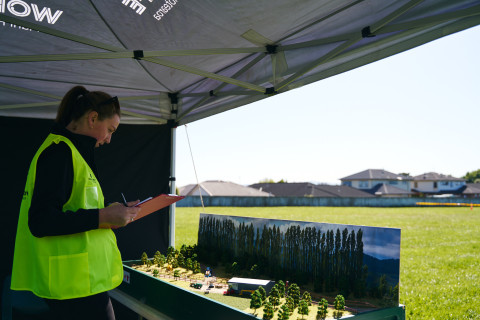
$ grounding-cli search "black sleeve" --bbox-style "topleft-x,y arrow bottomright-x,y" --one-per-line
28,142 -> 99,237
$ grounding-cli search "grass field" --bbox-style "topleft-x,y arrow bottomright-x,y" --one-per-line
175,206 -> 480,320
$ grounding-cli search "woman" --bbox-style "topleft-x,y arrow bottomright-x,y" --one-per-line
11,86 -> 141,320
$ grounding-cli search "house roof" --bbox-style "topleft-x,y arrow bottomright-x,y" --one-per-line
250,182 -> 318,197
412,172 -> 465,181
179,181 -> 271,197
314,185 -> 374,198
461,184 -> 480,195
340,169 -> 411,181
367,183 -> 413,196
249,182 -> 373,198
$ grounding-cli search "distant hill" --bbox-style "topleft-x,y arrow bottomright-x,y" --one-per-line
363,254 -> 400,287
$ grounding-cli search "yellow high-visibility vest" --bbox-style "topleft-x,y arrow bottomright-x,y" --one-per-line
11,133 -> 123,299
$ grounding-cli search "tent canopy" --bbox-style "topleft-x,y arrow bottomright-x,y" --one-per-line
1,0 -> 480,125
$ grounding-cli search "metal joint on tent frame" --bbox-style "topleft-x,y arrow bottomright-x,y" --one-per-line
167,119 -> 178,128
361,26 -> 376,38
264,87 -> 277,95
209,90 -> 216,97
133,50 -> 144,60
265,44 -> 278,54
168,92 -> 178,115
169,176 -> 176,181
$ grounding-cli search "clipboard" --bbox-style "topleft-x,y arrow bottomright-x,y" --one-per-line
105,194 -> 185,229
133,194 -> 185,221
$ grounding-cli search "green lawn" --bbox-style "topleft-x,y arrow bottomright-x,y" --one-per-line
175,206 -> 480,320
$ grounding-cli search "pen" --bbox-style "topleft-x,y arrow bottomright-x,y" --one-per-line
121,192 -> 128,207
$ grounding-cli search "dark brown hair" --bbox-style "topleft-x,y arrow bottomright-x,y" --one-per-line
55,86 -> 121,127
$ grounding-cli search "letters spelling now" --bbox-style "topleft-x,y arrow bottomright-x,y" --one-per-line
0,0 -> 63,24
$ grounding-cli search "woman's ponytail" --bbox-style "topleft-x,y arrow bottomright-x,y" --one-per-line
55,86 -> 120,126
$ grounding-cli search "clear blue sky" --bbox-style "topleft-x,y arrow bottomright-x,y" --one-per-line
175,25 -> 480,187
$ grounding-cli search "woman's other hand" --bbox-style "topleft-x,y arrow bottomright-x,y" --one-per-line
99,200 -> 141,228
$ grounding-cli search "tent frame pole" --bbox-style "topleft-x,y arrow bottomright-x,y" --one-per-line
169,125 -> 177,248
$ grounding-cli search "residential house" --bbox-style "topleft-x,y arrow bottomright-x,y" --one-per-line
340,169 -> 412,197
462,183 -> 480,198
411,172 -> 466,196
249,182 -> 373,198
179,180 -> 271,197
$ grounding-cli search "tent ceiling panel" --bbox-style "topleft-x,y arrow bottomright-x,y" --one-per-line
1,0 -> 479,125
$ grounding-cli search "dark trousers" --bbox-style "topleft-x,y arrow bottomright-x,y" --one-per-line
44,291 -> 115,320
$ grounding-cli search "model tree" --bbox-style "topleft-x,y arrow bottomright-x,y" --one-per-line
173,269 -> 180,280
153,251 -> 161,264
287,283 -> 301,308
157,253 -> 166,269
231,261 -> 239,275
177,252 -> 185,268
285,296 -> 294,315
298,299 -> 309,319
152,269 -> 159,278
250,290 -> 263,316
166,246 -> 175,265
277,280 -> 286,297
302,291 -> 312,306
333,294 -> 345,319
268,285 -> 281,309
141,252 -> 148,265
185,257 -> 193,271
278,303 -> 291,320
317,298 -> 328,320
193,261 -> 201,274
262,300 -> 274,320
258,286 -> 267,302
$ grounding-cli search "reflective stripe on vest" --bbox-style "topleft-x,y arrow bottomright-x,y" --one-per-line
11,134 -> 123,299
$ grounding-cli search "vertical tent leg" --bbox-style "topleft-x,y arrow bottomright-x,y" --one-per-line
169,125 -> 177,248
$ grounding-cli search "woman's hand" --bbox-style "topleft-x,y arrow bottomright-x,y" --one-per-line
98,200 -> 141,228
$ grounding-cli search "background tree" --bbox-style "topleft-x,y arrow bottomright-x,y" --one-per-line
378,274 -> 388,298
287,283 -> 301,308
464,169 -> 480,183
231,261 -> 239,275
333,294 -> 345,319
317,298 -> 328,320
262,300 -> 274,320
298,299 -> 309,319
250,290 -> 263,316
250,264 -> 259,277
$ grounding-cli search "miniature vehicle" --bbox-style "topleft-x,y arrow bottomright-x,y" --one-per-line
190,283 -> 203,289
